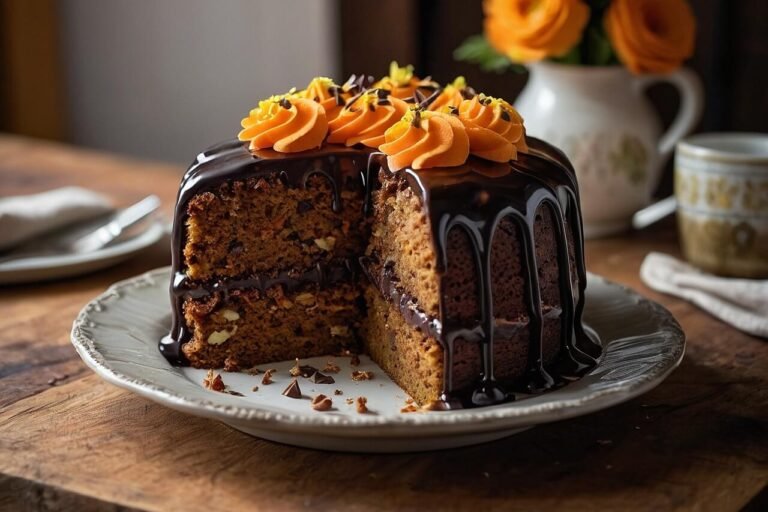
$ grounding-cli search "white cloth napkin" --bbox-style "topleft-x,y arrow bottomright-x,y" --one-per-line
0,187 -> 113,251
640,252 -> 768,338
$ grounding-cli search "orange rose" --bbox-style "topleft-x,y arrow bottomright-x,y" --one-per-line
605,0 -> 696,74
483,0 -> 590,62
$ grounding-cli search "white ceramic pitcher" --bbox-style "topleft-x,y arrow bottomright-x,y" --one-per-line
516,61 -> 703,238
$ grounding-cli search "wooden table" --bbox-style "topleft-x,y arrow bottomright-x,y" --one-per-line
1,135 -> 766,511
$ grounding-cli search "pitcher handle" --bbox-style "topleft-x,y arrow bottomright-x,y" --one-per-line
633,67 -> 704,165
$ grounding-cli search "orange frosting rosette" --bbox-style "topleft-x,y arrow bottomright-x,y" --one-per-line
605,0 -> 696,75
427,76 -> 475,112
300,77 -> 348,122
327,89 -> 409,148
238,93 -> 328,153
373,61 -> 439,100
379,108 -> 470,171
484,0 -> 589,62
456,94 -> 527,162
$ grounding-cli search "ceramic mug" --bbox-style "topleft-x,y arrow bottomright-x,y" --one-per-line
675,133 -> 768,277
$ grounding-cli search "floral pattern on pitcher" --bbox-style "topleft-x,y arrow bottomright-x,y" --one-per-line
556,132 -> 649,188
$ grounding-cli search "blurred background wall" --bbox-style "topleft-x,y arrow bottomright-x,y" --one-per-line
1,0 -> 339,163
1,0 -> 765,173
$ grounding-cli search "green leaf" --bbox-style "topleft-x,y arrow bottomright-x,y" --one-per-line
585,25 -> 617,66
454,35 -> 523,74
551,45 -> 581,65
588,0 -> 612,10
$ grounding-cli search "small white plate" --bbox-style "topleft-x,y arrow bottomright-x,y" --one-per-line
0,221 -> 166,285
71,268 -> 685,452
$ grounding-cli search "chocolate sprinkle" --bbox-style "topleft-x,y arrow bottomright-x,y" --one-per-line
279,98 -> 292,109
460,87 -> 477,100
411,108 -> 423,128
500,109 -> 511,122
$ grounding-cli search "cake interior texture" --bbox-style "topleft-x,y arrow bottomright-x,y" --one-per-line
163,140 -> 599,408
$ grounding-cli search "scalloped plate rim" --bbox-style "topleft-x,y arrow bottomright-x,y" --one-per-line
71,267 -> 685,438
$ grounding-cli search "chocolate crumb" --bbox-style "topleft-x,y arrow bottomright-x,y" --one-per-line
226,390 -> 245,397
311,394 -> 333,411
351,370 -> 374,381
334,389 -> 343,395
310,371 -> 335,384
282,378 -> 302,399
350,354 -> 361,367
422,400 -> 449,411
244,367 -> 261,376
203,370 -> 226,392
297,200 -> 314,214
346,398 -> 354,405
323,361 -> 341,374
500,109 -> 511,122
47,374 -> 69,386
278,98 -> 292,109
290,358 -> 319,378
356,396 -> 368,413
261,368 -> 275,385
251,385 -> 259,392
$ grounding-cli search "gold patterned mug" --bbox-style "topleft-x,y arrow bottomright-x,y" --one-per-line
675,133 -> 768,277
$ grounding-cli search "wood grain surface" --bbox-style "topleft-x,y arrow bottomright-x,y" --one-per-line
0,135 -> 765,512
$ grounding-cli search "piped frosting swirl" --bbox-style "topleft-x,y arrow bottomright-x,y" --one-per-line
238,94 -> 328,153
427,76 -> 476,111
456,94 -> 528,162
373,61 -> 439,100
380,108 -> 469,171
235,65 -> 528,164
327,89 -> 410,148
301,77 -> 348,122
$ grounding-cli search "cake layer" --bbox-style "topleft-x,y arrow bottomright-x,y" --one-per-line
362,284 -> 563,406
181,281 -> 361,370
368,167 -> 578,324
183,161 -> 368,281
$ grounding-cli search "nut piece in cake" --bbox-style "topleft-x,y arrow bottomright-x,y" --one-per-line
220,309 -> 240,321
207,327 -> 236,345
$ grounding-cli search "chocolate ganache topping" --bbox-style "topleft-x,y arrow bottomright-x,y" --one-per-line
161,66 -> 601,408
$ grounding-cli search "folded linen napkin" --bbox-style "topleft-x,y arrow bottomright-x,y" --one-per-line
0,187 -> 113,252
640,252 -> 768,338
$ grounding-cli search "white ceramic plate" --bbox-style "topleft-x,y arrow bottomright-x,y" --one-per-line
0,221 -> 166,285
71,268 -> 685,452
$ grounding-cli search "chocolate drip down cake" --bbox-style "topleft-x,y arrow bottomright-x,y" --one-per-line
161,64 -> 601,409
